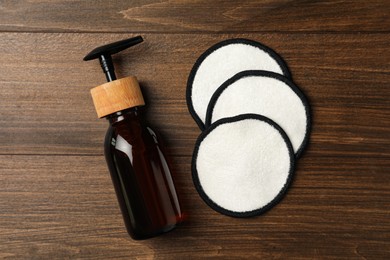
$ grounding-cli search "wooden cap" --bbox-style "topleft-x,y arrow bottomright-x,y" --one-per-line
90,76 -> 145,118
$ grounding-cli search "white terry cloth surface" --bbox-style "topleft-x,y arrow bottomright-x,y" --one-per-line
187,38 -> 291,130
192,114 -> 295,217
205,71 -> 310,158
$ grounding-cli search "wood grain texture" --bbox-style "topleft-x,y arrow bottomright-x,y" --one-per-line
0,33 -> 389,158
0,0 -> 389,33
1,155 -> 389,259
0,0 -> 389,259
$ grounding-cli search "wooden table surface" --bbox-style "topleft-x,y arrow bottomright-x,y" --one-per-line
0,1 -> 389,259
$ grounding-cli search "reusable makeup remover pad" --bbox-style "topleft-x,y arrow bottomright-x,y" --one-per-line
187,38 -> 291,130
192,114 -> 295,217
206,70 -> 311,158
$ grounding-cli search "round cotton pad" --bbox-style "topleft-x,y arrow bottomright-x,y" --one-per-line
192,114 -> 295,217
187,38 -> 291,130
205,70 -> 311,158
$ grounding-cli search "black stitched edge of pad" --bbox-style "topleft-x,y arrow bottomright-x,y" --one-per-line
205,70 -> 311,159
186,38 -> 292,131
192,113 -> 296,218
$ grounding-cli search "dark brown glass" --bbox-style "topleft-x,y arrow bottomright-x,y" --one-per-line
104,107 -> 182,240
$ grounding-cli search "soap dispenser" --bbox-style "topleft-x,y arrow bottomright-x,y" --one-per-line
84,36 -> 183,240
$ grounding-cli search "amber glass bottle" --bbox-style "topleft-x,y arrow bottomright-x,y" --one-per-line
90,77 -> 182,240
104,105 -> 182,239
84,36 -> 182,239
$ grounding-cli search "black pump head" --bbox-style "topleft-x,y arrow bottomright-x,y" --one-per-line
83,36 -> 143,82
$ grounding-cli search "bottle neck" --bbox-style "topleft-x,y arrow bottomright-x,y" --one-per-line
106,106 -> 143,125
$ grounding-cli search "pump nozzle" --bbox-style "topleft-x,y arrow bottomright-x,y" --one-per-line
83,36 -> 144,82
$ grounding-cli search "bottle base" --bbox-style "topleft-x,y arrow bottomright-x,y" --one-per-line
129,223 -> 178,240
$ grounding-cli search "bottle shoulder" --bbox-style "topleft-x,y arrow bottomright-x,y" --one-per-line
105,120 -> 160,150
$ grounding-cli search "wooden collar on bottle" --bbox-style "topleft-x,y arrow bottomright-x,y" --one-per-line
90,76 -> 145,118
